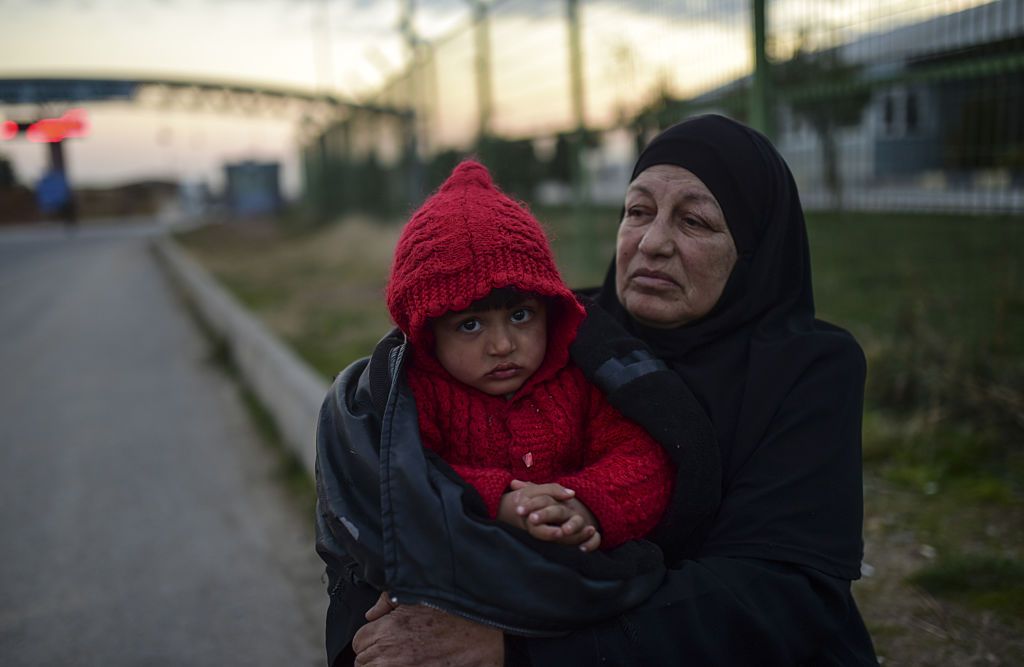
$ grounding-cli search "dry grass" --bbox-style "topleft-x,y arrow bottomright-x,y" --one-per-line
857,472 -> 1024,665
180,216 -> 399,378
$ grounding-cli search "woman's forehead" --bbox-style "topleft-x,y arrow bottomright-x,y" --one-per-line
628,165 -> 724,213
631,164 -> 709,190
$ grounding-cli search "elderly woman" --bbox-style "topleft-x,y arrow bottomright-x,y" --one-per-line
319,115 -> 877,665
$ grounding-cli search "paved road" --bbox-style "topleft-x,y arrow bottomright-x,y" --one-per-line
0,223 -> 326,666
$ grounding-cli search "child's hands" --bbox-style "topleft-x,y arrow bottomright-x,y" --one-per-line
498,480 -> 602,551
555,496 -> 602,552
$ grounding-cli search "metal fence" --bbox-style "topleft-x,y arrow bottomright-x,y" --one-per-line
302,0 -> 1024,219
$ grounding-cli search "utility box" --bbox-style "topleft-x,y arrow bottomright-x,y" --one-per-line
224,161 -> 282,216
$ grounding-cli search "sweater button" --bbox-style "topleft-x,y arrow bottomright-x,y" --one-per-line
522,452 -> 534,468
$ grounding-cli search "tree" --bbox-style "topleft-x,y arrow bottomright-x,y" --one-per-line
773,42 -> 871,210
476,136 -> 540,201
627,71 -> 749,159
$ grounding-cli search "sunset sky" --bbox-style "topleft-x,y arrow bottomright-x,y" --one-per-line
0,0 -> 467,193
0,0 -> 983,195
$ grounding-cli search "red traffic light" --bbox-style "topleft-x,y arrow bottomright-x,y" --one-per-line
1,120 -> 17,141
26,108 -> 90,143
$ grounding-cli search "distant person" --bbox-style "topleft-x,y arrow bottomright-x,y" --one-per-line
316,160 -> 720,665
36,168 -> 76,228
342,116 -> 878,665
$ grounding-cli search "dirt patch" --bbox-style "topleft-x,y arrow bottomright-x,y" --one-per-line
856,475 -> 1024,665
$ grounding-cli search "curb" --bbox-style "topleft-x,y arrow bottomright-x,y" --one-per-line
153,237 -> 328,477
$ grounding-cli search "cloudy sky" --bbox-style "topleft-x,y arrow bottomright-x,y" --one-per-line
0,0 -> 976,194
0,0 -> 471,94
0,0 -> 480,192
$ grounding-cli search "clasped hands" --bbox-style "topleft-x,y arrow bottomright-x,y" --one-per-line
497,479 -> 602,552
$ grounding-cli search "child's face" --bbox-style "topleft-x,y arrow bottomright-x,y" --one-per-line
431,298 -> 548,396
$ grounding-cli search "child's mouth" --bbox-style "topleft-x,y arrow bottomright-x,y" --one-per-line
487,363 -> 521,379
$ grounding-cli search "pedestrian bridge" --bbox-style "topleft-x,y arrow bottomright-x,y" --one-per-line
0,74 -> 405,116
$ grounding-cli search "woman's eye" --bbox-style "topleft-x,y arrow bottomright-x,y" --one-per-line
510,308 -> 533,324
682,216 -> 707,229
458,319 -> 481,333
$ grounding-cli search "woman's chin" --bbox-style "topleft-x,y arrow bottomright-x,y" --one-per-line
623,294 -> 687,329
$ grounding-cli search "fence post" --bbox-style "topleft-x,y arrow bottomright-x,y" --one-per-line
472,0 -> 493,142
567,0 -> 594,272
400,0 -> 425,206
750,0 -> 774,139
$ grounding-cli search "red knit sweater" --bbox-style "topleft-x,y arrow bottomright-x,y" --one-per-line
387,159 -> 673,550
407,359 -> 674,549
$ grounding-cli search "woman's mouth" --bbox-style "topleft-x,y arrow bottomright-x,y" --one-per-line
486,363 -> 522,379
630,268 -> 680,290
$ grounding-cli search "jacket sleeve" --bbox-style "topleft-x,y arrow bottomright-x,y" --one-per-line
520,344 -> 874,665
446,464 -> 514,518
554,380 -> 674,548
315,358 -> 388,667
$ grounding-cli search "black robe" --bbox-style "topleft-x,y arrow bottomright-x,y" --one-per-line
512,115 -> 878,664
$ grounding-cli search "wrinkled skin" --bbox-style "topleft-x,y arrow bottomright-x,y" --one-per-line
353,602 -> 504,666
615,165 -> 737,329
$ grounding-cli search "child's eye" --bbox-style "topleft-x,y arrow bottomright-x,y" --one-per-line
457,318 -> 481,333
510,308 -> 533,324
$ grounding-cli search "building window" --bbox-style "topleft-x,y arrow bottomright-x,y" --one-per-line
906,92 -> 918,133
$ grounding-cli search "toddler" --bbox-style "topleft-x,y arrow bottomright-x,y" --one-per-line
384,160 -> 673,552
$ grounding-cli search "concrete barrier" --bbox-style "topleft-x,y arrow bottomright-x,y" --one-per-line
153,237 -> 328,477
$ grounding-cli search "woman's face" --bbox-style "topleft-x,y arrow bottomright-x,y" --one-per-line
615,164 -> 738,329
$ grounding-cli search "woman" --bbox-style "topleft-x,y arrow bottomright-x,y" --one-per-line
330,115 -> 878,665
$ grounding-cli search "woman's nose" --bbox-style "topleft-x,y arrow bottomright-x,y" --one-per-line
637,215 -> 675,257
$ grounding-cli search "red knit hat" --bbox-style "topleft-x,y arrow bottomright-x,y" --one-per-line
386,159 -> 584,357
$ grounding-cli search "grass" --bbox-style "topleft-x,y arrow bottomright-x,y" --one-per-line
175,284 -> 320,518
910,554 -> 1024,618
237,386 -> 318,516
176,206 -> 1024,664
808,212 -> 1024,351
179,215 -> 399,381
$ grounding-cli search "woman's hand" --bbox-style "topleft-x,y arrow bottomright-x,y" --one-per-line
364,591 -> 398,622
353,604 -> 504,666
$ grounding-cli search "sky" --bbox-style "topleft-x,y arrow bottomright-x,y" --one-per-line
0,0 -> 474,194
0,0 -> 984,196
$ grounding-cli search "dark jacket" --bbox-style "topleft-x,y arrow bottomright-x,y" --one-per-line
315,311 -> 721,666
317,296 -> 878,665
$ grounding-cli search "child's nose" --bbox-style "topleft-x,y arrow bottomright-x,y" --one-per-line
487,328 -> 516,355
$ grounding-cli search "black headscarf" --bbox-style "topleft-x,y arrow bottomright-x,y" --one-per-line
596,114 -> 865,579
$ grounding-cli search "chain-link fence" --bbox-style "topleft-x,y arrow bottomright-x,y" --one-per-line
302,0 -> 1024,219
